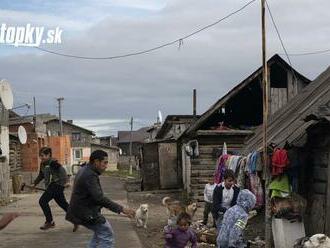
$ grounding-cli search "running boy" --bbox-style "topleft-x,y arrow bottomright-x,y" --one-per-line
33,147 -> 70,230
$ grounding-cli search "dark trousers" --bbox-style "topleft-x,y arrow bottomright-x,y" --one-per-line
39,183 -> 69,223
203,202 -> 215,226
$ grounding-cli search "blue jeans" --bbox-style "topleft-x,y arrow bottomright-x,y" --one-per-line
85,220 -> 115,248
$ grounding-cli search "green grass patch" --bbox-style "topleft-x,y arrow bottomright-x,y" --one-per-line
104,169 -> 139,179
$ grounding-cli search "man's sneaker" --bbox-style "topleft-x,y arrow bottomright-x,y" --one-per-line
40,221 -> 55,230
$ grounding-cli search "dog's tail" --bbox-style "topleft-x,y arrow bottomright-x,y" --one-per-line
162,196 -> 171,206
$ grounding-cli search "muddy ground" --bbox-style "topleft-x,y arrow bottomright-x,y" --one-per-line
128,191 -> 265,248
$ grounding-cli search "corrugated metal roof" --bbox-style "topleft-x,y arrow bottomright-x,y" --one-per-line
244,66 -> 330,153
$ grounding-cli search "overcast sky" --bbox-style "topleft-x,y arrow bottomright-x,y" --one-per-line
1,0 -> 329,136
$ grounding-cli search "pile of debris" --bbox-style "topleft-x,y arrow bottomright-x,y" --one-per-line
191,221 -> 217,245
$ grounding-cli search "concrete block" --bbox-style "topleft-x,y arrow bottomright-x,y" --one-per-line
272,217 -> 305,248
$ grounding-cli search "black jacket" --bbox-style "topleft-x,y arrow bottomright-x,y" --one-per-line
34,159 -> 67,188
212,184 -> 240,219
66,164 -> 123,225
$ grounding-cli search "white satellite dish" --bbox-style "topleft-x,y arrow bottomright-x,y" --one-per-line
18,125 -> 27,144
0,79 -> 13,109
158,110 -> 163,123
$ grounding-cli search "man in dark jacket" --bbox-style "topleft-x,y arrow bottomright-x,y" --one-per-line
66,150 -> 135,248
212,169 -> 240,231
33,147 -> 70,230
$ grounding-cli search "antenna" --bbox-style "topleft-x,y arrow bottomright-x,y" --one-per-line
0,79 -> 14,109
18,125 -> 27,144
158,110 -> 163,124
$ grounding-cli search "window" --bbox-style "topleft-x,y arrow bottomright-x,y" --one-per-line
73,149 -> 82,160
72,132 -> 81,141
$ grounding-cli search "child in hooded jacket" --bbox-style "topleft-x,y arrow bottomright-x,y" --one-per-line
164,212 -> 197,248
217,189 -> 256,248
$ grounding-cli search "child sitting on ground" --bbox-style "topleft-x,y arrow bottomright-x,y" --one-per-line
164,212 -> 197,248
217,189 -> 256,248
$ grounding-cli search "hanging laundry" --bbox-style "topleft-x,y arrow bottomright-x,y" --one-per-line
237,157 -> 247,189
214,154 -> 230,184
248,174 -> 264,208
271,148 -> 290,176
228,155 -> 241,173
269,175 -> 291,198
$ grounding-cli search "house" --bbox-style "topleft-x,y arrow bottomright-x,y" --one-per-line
97,136 -> 118,147
141,115 -> 198,190
179,54 -> 311,201
91,141 -> 119,171
117,127 -> 149,156
244,66 -> 330,236
146,122 -> 162,143
45,119 -> 95,165
9,115 -> 52,172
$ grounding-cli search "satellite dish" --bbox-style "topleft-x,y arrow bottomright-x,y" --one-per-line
18,125 -> 27,144
158,110 -> 163,123
0,79 -> 14,109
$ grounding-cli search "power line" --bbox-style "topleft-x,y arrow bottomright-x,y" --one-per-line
281,48 -> 330,57
266,0 -> 293,66
266,0 -> 330,58
35,0 -> 257,60
266,0 -> 299,85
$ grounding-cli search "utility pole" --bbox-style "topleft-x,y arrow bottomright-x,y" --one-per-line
56,97 -> 64,136
193,89 -> 197,117
261,0 -> 271,247
129,117 -> 133,175
33,97 -> 36,131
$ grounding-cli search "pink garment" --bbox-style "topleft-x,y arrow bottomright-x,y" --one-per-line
248,174 -> 264,208
214,155 -> 230,184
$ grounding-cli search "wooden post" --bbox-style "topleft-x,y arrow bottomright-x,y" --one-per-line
261,0 -> 272,247
33,97 -> 36,131
325,153 -> 330,235
129,117 -> 133,175
193,89 -> 197,117
57,97 -> 64,136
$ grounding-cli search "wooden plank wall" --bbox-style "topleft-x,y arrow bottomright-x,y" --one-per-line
9,140 -> 22,173
189,137 -> 245,202
304,124 -> 330,235
270,88 -> 288,115
159,143 -> 179,189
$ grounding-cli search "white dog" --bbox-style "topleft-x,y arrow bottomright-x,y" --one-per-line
303,234 -> 330,248
295,234 -> 330,248
135,204 -> 149,229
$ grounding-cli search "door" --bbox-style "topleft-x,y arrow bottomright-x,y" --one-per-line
159,142 -> 179,189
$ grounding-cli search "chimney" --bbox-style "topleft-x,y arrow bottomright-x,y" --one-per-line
193,89 -> 197,116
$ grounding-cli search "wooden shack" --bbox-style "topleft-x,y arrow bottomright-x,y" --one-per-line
179,54 -> 311,201
141,115 -> 198,190
244,66 -> 330,236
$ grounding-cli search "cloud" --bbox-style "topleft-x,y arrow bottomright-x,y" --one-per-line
1,0 -> 330,136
